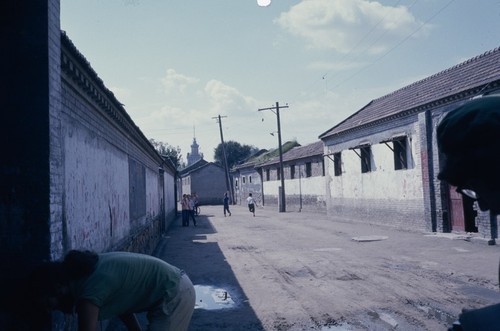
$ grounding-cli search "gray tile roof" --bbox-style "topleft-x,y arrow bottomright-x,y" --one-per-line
319,47 -> 500,139
232,141 -> 301,170
258,140 -> 324,167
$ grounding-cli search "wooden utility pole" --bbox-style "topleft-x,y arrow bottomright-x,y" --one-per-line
213,115 -> 233,203
258,102 -> 288,212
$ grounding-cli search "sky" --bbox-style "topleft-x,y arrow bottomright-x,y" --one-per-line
60,0 -> 500,163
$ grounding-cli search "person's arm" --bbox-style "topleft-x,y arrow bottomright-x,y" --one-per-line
76,300 -> 99,331
119,313 -> 142,331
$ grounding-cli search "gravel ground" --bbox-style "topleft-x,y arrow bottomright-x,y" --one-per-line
128,205 -> 500,330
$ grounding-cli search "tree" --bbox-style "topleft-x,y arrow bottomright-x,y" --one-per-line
149,139 -> 184,169
214,141 -> 258,170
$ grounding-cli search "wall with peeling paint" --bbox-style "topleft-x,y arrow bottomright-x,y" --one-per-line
324,117 -> 426,230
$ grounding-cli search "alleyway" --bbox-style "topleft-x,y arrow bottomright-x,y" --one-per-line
138,205 -> 499,330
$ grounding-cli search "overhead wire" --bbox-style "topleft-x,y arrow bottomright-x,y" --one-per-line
329,0 -> 457,91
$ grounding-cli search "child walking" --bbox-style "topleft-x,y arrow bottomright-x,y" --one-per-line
246,193 -> 256,217
223,192 -> 231,217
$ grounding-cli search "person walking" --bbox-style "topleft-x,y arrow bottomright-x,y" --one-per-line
246,193 -> 256,217
223,192 -> 231,217
181,194 -> 189,227
192,192 -> 199,215
28,250 -> 196,331
187,195 -> 197,227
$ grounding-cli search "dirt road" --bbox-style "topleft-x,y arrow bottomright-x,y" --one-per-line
153,205 -> 500,330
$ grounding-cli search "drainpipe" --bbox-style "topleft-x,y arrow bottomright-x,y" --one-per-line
425,109 -> 437,232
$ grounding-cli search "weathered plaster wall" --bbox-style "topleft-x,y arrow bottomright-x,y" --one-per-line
324,117 -> 426,230
262,162 -> 326,213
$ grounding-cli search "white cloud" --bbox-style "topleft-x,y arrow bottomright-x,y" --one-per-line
161,68 -> 200,94
204,80 -> 258,116
275,0 -> 427,54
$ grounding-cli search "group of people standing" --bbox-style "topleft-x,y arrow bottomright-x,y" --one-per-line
181,192 -> 198,227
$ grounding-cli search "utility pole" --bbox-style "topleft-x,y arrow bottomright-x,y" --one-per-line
258,102 -> 288,212
213,115 -> 233,203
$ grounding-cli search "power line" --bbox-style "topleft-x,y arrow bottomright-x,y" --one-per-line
329,0 -> 457,91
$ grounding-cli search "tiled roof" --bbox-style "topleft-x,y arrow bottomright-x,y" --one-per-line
258,140 -> 324,167
178,159 -> 208,175
232,141 -> 300,170
319,47 -> 500,139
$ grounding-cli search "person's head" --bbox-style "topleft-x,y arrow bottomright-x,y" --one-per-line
28,250 -> 98,314
249,193 -> 252,197
437,95 -> 500,214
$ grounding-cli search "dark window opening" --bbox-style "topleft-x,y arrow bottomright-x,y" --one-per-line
306,162 -> 312,177
290,165 -> 295,179
266,169 -> 270,181
334,152 -> 342,176
360,146 -> 371,173
393,138 -> 408,170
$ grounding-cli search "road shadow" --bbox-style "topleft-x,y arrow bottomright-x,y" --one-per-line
106,212 -> 264,330
155,213 -> 265,331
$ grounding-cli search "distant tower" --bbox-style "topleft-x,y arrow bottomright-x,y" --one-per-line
186,127 -> 203,166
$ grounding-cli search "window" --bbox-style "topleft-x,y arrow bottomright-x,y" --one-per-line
393,137 -> 408,170
242,176 -> 246,184
249,175 -> 252,183
321,160 -> 325,176
334,152 -> 342,176
305,162 -> 312,177
266,169 -> 270,181
360,146 -> 371,173
290,165 -> 295,179
277,168 -> 280,180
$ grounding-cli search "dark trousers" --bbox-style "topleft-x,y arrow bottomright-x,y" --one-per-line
189,210 -> 196,226
224,204 -> 231,215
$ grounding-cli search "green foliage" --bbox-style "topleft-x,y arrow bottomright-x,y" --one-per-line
214,141 -> 258,169
149,139 -> 184,169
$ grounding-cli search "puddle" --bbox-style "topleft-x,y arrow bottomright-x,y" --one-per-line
194,285 -> 236,310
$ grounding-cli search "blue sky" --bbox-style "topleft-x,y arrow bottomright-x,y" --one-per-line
61,0 -> 500,162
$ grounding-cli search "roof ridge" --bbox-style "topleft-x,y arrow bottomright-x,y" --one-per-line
374,46 -> 500,103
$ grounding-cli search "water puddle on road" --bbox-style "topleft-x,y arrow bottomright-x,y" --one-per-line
194,285 -> 236,310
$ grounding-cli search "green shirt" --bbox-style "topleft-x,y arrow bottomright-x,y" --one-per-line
70,252 -> 181,320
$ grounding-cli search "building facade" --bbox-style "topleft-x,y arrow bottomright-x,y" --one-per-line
258,141 -> 327,213
320,47 -> 500,236
1,4 -> 176,329
179,160 -> 227,205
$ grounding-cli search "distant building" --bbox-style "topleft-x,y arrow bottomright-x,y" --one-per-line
186,137 -> 204,166
179,160 -> 227,205
258,141 -> 326,213
231,141 -> 300,207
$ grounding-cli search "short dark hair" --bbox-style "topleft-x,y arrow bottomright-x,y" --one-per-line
63,250 -> 98,280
